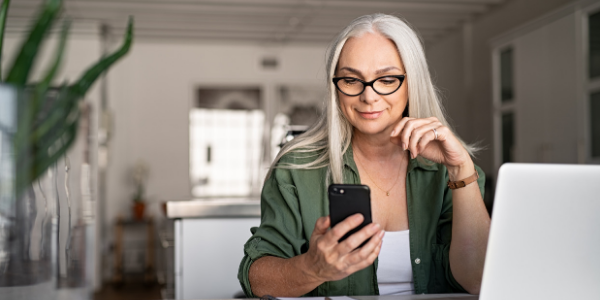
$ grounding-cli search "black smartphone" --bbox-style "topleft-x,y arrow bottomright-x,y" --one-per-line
328,184 -> 373,244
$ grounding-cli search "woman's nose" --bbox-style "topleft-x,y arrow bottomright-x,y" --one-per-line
360,85 -> 380,104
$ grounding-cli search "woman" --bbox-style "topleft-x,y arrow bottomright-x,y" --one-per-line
238,13 -> 490,297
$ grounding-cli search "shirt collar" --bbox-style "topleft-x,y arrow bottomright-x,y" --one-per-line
343,142 -> 439,176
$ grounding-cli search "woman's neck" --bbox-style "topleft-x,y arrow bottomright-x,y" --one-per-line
352,129 -> 406,163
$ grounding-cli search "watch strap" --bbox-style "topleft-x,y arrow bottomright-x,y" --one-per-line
447,170 -> 479,190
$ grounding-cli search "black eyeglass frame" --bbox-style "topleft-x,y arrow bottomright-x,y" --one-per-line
332,74 -> 406,96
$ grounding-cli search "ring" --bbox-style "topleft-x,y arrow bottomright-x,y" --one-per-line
432,128 -> 438,140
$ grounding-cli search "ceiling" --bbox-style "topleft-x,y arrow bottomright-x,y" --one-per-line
6,0 -> 506,45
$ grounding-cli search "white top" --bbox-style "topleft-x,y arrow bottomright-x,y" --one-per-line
377,230 -> 415,295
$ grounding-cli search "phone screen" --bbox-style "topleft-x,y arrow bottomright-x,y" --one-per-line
328,184 -> 372,244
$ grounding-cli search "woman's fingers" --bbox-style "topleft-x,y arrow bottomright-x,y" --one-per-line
345,234 -> 383,274
349,229 -> 384,259
324,213 -> 364,247
343,230 -> 384,275
390,116 -> 470,167
306,215 -> 387,283
336,222 -> 381,254
407,121 -> 443,158
314,216 -> 330,235
390,117 -> 413,147
393,117 -> 434,150
390,117 -> 413,138
309,216 -> 330,246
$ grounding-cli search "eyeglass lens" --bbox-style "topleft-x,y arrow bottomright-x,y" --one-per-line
336,76 -> 403,96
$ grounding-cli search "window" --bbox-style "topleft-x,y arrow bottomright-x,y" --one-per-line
190,88 -> 264,197
501,112 -> 515,163
500,48 -> 514,102
495,46 -> 516,167
588,10 -> 600,161
589,10 -> 600,78
591,91 -> 600,158
271,85 -> 325,161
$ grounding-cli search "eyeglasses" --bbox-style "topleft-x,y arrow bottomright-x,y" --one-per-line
332,74 -> 406,96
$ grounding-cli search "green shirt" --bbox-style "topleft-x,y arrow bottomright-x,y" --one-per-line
238,146 -> 485,296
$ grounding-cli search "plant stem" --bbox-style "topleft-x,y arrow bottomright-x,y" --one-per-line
0,0 -> 11,81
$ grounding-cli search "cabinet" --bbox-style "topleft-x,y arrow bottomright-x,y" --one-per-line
168,199 -> 260,300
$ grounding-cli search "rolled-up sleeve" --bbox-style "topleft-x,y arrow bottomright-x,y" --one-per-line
238,165 -> 308,297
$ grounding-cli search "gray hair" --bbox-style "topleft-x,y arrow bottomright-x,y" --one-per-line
268,13 -> 478,183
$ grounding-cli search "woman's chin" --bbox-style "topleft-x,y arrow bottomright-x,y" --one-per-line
353,124 -> 391,137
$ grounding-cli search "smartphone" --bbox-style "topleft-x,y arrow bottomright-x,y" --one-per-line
328,184 -> 373,244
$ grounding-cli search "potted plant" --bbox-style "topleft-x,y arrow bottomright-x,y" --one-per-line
131,160 -> 149,220
0,0 -> 133,298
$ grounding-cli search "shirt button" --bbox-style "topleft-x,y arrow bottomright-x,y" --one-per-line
415,258 -> 421,264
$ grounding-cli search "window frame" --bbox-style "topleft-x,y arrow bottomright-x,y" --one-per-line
493,43 -> 517,175
582,2 -> 600,163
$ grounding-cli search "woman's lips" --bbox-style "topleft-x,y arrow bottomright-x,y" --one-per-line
357,110 -> 383,119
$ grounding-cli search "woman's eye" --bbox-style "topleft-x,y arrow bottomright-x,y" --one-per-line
343,78 -> 358,85
379,78 -> 398,85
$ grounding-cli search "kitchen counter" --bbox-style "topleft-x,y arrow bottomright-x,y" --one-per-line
166,198 -> 260,219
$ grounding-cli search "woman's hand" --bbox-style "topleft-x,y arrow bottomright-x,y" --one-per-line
302,214 -> 384,283
389,117 -> 471,174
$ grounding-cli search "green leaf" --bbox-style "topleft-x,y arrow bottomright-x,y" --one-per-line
15,20 -> 71,166
33,118 -> 78,187
71,16 -> 133,97
0,0 -> 11,81
33,91 -> 78,148
16,116 -> 78,195
32,19 -> 70,113
5,0 -> 61,85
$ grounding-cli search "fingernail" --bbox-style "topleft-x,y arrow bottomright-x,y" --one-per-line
402,143 -> 407,150
353,214 -> 363,221
391,130 -> 396,136
379,231 -> 385,238
368,223 -> 377,233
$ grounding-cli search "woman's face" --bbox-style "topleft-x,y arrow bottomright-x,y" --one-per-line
335,31 -> 408,137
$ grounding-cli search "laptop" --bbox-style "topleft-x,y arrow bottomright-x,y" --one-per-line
480,163 -> 600,300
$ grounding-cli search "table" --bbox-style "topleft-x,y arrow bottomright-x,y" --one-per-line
181,295 -> 478,300
113,217 -> 155,285
355,295 -> 478,300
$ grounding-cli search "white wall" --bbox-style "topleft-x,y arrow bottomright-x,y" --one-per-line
105,40 -> 328,207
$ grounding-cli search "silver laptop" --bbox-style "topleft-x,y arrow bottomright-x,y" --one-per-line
480,163 -> 600,300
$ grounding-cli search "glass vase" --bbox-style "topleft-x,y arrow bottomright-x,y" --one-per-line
0,84 -> 95,300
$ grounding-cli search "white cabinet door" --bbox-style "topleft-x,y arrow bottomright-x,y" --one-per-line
176,218 -> 260,299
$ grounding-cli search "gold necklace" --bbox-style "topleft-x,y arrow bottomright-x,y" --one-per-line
354,150 -> 404,196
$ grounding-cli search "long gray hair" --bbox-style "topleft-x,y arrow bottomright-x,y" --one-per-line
268,13 -> 478,183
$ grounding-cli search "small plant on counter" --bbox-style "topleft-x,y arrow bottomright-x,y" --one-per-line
131,160 -> 149,220
132,160 -> 149,203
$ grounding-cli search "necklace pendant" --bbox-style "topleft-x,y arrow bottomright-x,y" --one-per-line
386,192 -> 390,196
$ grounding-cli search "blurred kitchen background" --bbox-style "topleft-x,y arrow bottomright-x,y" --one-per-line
1,0 -> 599,299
